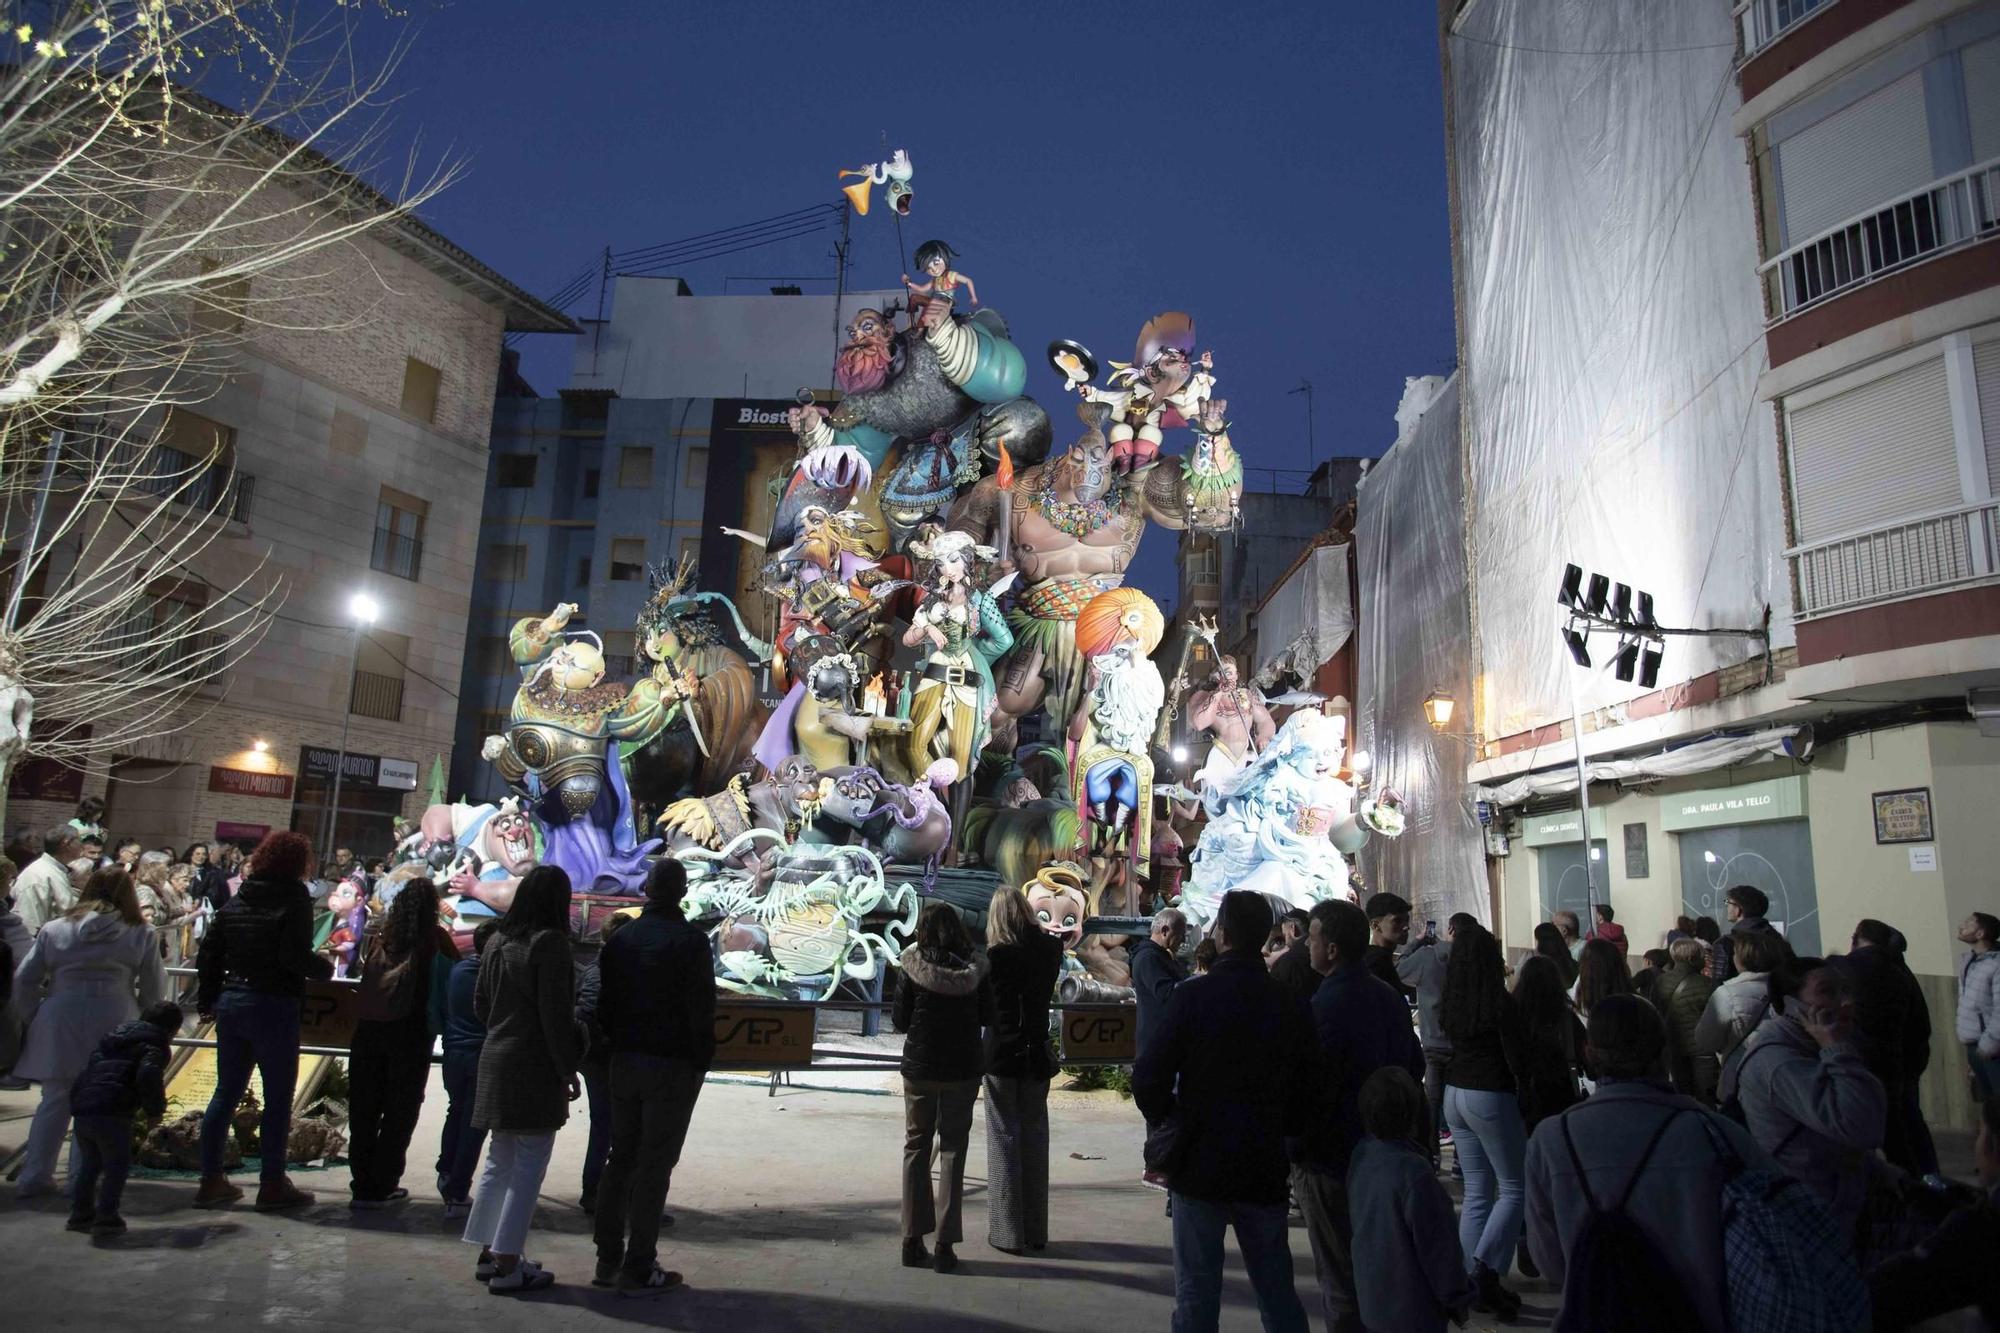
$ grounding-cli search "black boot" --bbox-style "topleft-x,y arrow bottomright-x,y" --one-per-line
933,1242 -> 958,1274
1473,1261 -> 1522,1322
901,1237 -> 931,1268
1515,1237 -> 1540,1279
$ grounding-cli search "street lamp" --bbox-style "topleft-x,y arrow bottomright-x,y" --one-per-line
1423,691 -> 1456,731
320,592 -> 380,865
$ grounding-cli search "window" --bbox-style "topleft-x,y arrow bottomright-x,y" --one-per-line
582,469 -> 600,499
678,535 -> 702,569
476,635 -> 511,676
608,538 -> 646,581
495,454 -> 537,488
619,446 -> 653,488
149,409 -> 250,521
400,357 -> 442,423
603,630 -> 637,680
576,556 -> 592,586
121,579 -> 207,675
350,630 -> 408,722
193,257 -> 247,335
371,487 -> 427,581
684,446 -> 708,491
487,543 -> 528,581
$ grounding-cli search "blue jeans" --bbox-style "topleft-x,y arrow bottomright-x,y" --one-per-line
200,989 -> 301,1180
1168,1192 -> 1310,1333
1444,1085 -> 1526,1274
436,1046 -> 485,1201
70,1114 -> 133,1219
1969,1044 -> 1999,1102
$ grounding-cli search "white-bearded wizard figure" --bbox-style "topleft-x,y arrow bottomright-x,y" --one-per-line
1067,588 -> 1165,863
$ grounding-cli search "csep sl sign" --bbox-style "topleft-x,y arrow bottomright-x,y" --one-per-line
1060,1006 -> 1137,1065
711,1000 -> 815,1068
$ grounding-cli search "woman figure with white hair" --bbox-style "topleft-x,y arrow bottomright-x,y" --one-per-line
902,529 -> 1013,780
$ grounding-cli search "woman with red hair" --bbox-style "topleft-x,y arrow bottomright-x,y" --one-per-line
192,831 -> 332,1210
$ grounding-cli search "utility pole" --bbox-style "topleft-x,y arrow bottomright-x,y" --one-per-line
1289,380 -> 1316,493
829,200 -> 851,382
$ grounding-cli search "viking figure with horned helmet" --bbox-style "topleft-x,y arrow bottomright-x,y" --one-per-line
481,601 -> 689,893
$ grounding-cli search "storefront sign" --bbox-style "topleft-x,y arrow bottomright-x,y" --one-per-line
1059,1006 -> 1137,1064
209,766 -> 294,800
5,721 -> 89,801
1660,775 -> 1805,832
299,746 -> 419,791
1871,787 -> 1933,845
215,821 -> 269,843
376,758 -> 419,790
298,978 -> 360,1050
1519,807 -> 1609,847
711,1000 -> 815,1068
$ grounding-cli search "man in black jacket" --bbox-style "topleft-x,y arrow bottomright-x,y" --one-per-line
1848,918 -> 1937,1179
1134,890 -> 1313,1333
1268,907 -> 1321,1010
1130,906 -> 1189,1190
591,858 -> 716,1297
1714,884 -> 1787,982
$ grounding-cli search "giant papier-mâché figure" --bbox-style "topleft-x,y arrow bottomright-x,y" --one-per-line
902,529 -> 1012,780
483,602 -> 686,894
948,396 -> 1240,751
1066,587 -> 1165,864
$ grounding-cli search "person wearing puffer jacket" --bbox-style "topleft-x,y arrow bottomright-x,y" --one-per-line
1652,938 -> 1718,1103
1958,912 -> 2000,1100
1694,927 -> 1788,1066
892,902 -> 996,1275
64,1001 -> 182,1234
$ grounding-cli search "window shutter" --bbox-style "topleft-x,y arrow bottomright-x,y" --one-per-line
1965,37 -> 2000,164
1975,337 -> 2000,494
1789,356 -> 1960,543
1777,72 -> 1931,246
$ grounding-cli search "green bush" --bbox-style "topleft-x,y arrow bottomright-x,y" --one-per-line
1060,1064 -> 1134,1099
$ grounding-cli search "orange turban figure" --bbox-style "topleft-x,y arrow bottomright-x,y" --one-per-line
1075,587 -> 1165,660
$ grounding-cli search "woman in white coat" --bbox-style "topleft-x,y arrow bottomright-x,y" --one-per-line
1692,926 -> 1788,1067
11,867 -> 167,1197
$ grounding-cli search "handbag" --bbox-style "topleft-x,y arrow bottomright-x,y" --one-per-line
352,937 -> 420,1024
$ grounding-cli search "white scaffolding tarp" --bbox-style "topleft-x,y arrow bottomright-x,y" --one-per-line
1253,544 -> 1354,687
1449,0 -> 1792,743
1355,376 -> 1488,927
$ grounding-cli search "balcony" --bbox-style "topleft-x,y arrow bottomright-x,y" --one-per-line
349,669 -> 405,722
370,526 -> 423,581
114,442 -> 255,523
1735,0 -> 1836,61
1788,500 -> 2000,619
1763,158 -> 2000,320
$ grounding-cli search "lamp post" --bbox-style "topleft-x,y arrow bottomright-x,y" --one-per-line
321,592 -> 379,864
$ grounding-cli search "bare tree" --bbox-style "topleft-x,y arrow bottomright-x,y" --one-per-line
0,0 -> 456,803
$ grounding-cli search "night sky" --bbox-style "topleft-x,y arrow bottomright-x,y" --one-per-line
322,1 -> 1456,605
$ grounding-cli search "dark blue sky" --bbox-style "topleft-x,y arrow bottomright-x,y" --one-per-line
344,2 -> 1454,605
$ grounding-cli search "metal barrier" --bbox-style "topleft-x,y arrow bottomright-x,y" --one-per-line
160,968 -> 1140,1097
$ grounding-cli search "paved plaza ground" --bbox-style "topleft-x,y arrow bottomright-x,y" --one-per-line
2,1027 -> 1983,1332
0,1051 -> 1573,1333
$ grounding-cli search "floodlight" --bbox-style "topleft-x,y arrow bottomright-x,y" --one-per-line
1638,642 -> 1664,689
1613,639 -> 1640,682
1562,625 -> 1591,668
1610,583 -> 1633,624
1583,574 -> 1609,616
1557,564 -> 1584,609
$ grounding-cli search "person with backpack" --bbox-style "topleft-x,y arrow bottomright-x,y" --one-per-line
1525,993 -> 1867,1333
346,878 -> 446,1208
1726,956 -> 1887,1246
64,1000 -> 182,1234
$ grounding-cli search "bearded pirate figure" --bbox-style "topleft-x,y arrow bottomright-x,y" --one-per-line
948,400 -> 1241,751
1068,588 -> 1166,864
483,601 -> 687,894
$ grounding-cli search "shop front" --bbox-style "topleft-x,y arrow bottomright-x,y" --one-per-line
1519,807 -> 1610,926
1661,774 -> 1820,955
289,745 -> 420,861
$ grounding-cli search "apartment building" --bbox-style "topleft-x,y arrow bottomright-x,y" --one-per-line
1422,0 -> 2000,1132
6,199 -> 570,859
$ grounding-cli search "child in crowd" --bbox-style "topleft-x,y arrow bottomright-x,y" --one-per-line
65,1001 -> 183,1234
1191,938 -> 1218,977
1347,1066 -> 1475,1332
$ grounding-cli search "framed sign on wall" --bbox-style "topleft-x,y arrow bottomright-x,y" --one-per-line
1871,787 -> 1933,845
